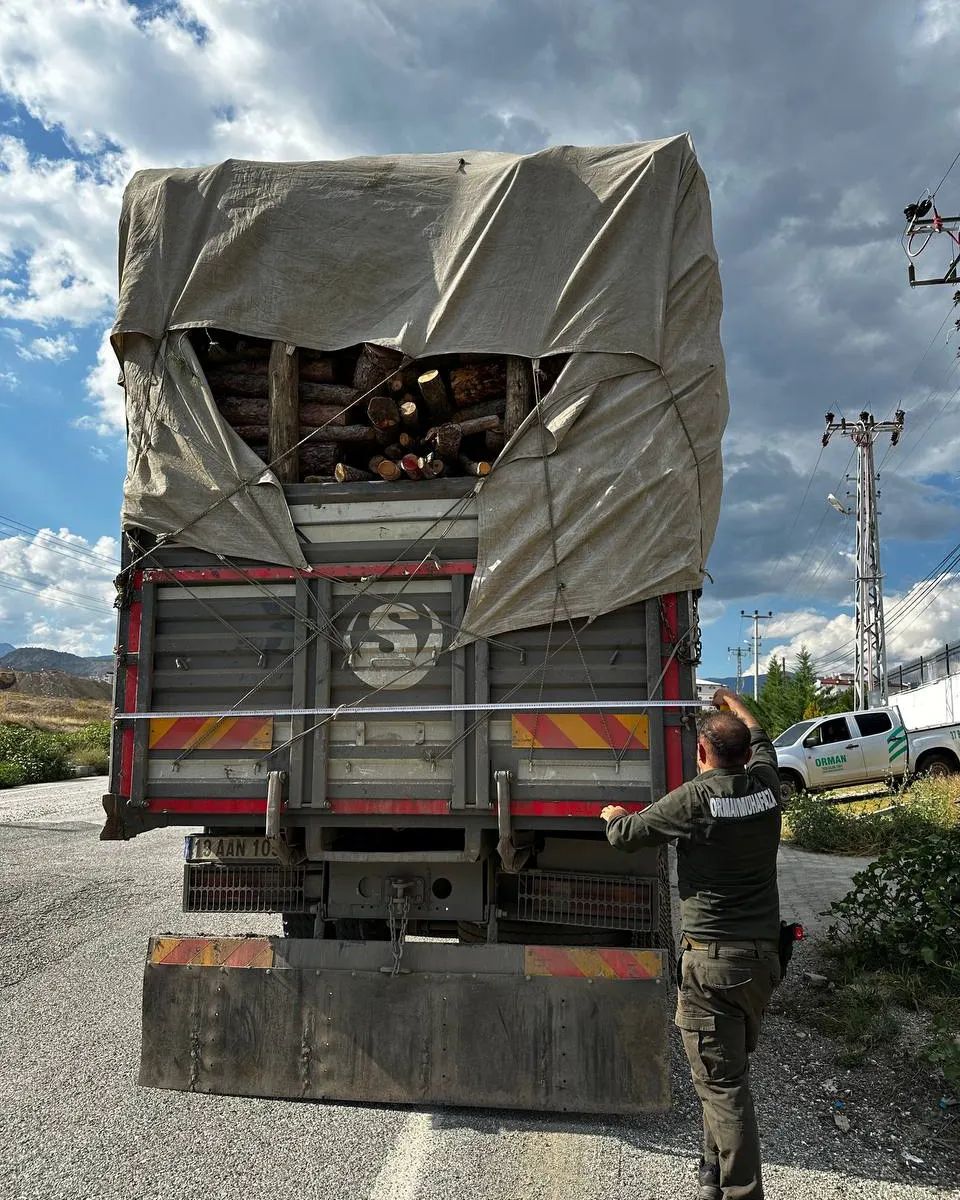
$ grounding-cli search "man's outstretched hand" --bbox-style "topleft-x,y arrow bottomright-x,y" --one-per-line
600,804 -> 628,824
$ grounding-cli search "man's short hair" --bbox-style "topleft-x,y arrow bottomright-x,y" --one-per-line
697,712 -> 752,768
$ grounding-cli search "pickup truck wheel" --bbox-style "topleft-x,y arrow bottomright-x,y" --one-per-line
778,772 -> 804,804
918,752 -> 957,779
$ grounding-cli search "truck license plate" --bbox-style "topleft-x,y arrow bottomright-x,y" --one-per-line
185,835 -> 280,863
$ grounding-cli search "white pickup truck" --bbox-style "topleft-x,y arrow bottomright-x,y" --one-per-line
774,706 -> 960,799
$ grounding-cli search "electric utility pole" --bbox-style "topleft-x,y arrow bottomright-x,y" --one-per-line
822,409 -> 905,709
727,645 -> 746,692
740,610 -> 773,700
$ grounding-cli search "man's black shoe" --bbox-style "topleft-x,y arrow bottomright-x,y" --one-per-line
698,1158 -> 722,1200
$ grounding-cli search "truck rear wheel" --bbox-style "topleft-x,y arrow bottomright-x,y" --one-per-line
917,751 -> 957,779
778,771 -> 804,804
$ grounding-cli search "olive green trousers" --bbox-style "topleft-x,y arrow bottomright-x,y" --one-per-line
675,943 -> 781,1200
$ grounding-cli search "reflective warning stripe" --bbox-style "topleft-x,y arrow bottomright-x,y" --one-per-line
149,937 -> 274,968
148,716 -> 273,751
524,946 -> 662,979
512,713 -> 649,750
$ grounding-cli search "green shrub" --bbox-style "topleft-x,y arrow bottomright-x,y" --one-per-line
0,723 -> 71,784
65,720 -> 111,753
785,779 -> 957,855
0,761 -> 27,788
70,745 -> 109,773
825,825 -> 960,985
923,1014 -> 960,1095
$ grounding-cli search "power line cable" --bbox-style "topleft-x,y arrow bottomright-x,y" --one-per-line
0,514 -> 119,567
0,569 -> 112,611
0,577 -> 112,617
933,147 -> 960,197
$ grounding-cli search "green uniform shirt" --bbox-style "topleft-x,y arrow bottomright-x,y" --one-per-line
605,727 -> 782,941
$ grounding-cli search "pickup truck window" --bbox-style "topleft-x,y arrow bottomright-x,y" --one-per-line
774,720 -> 816,747
806,716 -> 851,747
854,712 -> 892,737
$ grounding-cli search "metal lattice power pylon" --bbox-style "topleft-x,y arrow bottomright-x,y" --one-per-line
823,410 -> 905,709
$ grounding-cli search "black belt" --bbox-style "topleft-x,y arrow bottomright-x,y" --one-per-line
681,934 -> 778,954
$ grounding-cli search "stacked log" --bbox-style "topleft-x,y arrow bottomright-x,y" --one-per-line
192,328 -> 569,485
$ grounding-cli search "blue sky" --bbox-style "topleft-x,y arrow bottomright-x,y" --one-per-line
1,1 -> 960,673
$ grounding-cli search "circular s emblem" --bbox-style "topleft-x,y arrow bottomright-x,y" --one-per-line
346,601 -> 443,689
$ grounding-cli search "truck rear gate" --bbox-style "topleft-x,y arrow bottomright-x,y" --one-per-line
141,938 -> 669,1113
108,481 -> 697,1111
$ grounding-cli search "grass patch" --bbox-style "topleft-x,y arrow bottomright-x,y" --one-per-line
783,775 -> 959,854
0,717 -> 112,786
801,817 -> 960,1097
0,691 -> 110,733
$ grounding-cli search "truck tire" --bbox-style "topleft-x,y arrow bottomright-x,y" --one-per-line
778,771 -> 804,804
916,751 -> 958,779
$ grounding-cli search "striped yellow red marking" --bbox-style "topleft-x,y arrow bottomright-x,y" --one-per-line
524,946 -> 662,979
512,712 -> 649,751
148,716 -> 273,752
149,937 -> 274,968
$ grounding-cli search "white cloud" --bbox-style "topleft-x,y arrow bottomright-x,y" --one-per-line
762,576 -> 960,675
80,328 -> 125,436
0,136 -> 121,326
17,332 -> 76,361
0,527 -> 118,656
0,369 -> 17,388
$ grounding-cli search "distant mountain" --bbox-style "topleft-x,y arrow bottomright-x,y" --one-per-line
0,642 -> 14,658
0,669 -> 111,702
0,647 -> 113,679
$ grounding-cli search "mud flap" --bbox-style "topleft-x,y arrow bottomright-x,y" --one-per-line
140,936 -> 670,1114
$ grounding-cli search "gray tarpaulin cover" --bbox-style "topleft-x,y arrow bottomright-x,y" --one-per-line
113,134 -> 727,641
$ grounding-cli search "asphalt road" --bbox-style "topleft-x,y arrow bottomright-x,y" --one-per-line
0,778 -> 953,1200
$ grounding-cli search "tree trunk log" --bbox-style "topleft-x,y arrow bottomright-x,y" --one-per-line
417,369 -> 452,422
268,341 -> 299,483
419,456 -> 446,479
398,398 -> 420,426
219,397 -> 350,427
299,443 -> 338,477
425,423 -> 462,460
456,415 -> 501,437
505,356 -> 533,439
485,429 -> 506,455
300,424 -> 378,444
459,454 -> 492,477
366,394 -> 400,432
369,454 -> 402,481
298,401 -> 353,427
353,343 -> 405,393
229,424 -> 269,442
448,361 -> 506,408
299,380 -> 358,406
453,398 -> 506,423
400,453 -> 423,480
335,463 -> 374,483
298,355 -> 336,383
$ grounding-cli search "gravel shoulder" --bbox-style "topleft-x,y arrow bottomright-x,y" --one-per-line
0,779 -> 955,1200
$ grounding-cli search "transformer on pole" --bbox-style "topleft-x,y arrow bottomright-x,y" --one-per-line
822,410 -> 905,709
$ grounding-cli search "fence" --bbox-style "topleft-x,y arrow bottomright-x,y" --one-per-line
888,641 -> 960,693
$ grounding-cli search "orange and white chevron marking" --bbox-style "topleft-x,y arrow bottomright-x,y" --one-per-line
148,716 -> 273,752
524,946 -> 663,979
512,712 -> 649,751
148,937 -> 274,968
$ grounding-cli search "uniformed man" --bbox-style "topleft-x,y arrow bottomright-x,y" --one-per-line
600,686 -> 781,1200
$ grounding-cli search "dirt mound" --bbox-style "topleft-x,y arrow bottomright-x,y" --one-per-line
9,671 -> 111,701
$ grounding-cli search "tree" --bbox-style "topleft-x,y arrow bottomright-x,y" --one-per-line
755,655 -> 791,735
790,647 -> 821,721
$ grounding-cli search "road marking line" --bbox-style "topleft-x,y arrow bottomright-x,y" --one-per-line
367,1112 -> 433,1200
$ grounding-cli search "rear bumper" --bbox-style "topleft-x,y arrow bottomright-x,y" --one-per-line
140,936 -> 670,1114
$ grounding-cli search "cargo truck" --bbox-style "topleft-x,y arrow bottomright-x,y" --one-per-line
102,136 -> 728,1113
